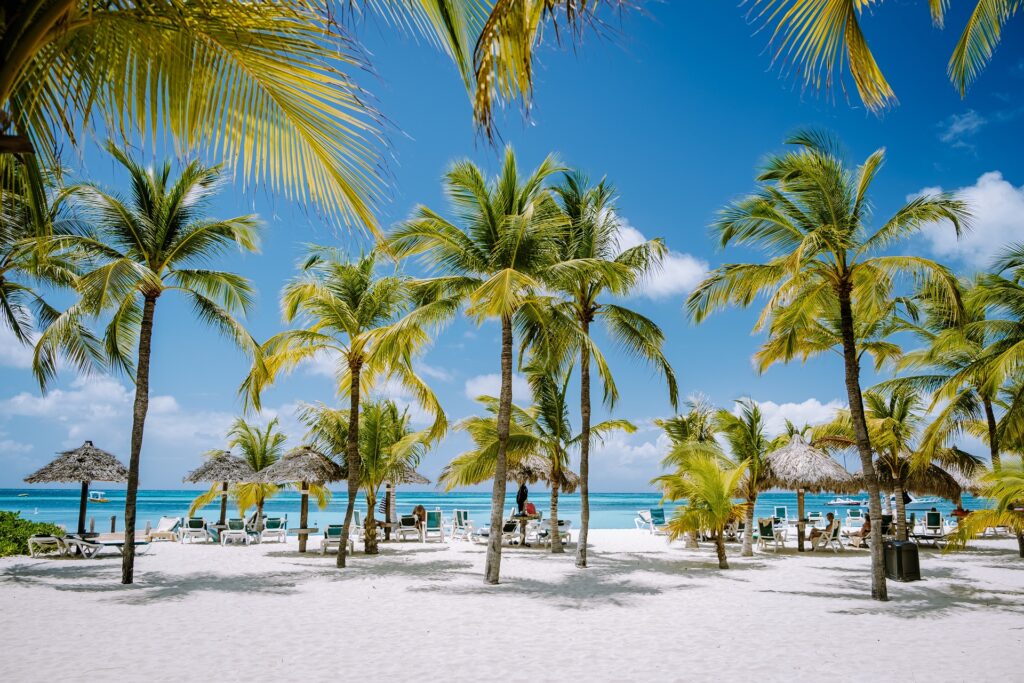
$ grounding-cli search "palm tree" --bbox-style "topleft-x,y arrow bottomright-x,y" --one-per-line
541,171 -> 678,569
0,0 -> 484,230
300,400 -> 431,554
946,457 -> 1024,558
653,454 -> 748,569
687,131 -> 968,601
187,417 -> 289,527
387,147 -> 568,584
34,145 -> 260,584
748,0 -> 1020,112
241,248 -> 447,568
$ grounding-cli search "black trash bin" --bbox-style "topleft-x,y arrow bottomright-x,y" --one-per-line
884,539 -> 921,582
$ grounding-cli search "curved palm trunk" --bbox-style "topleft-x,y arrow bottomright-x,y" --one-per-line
576,317 -> 592,569
883,491 -> 893,515
484,315 -> 514,584
742,493 -> 756,557
256,496 -> 264,533
983,398 -> 1001,471
893,477 -> 908,541
365,490 -> 378,554
339,361 -> 361,568
550,484 -> 563,553
121,295 -> 157,585
715,531 -> 729,569
838,286 -> 887,601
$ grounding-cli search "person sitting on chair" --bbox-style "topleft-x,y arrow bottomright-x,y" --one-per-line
846,515 -> 871,548
808,512 -> 837,546
412,504 -> 427,530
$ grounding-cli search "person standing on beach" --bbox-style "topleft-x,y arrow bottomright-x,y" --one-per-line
516,483 -> 529,515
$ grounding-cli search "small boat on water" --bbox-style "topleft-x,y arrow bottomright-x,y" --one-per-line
893,493 -> 941,507
88,491 -> 109,503
825,497 -> 868,507
17,493 -> 28,497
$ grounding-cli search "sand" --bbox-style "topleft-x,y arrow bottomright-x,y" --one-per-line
1,530 -> 1021,682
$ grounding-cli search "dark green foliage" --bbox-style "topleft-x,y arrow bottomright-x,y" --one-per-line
0,511 -> 64,557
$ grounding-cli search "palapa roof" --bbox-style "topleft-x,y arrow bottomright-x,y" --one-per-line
183,451 -> 257,484
24,441 -> 128,484
257,446 -> 343,484
875,461 -> 964,504
506,454 -> 580,494
764,435 -> 860,494
389,465 -> 430,486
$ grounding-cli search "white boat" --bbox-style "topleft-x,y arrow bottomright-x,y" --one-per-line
825,497 -> 868,507
88,490 -> 109,503
892,493 -> 941,507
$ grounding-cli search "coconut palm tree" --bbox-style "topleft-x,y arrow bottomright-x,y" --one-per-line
653,454 -> 748,569
299,400 -> 431,554
946,457 -> 1024,558
241,248 -> 448,568
0,0 -> 486,230
387,147 -> 570,584
687,131 -> 969,601
33,145 -> 260,584
748,0 -> 1021,112
539,171 -> 678,569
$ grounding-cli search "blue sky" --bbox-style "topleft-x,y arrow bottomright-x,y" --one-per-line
3,2 -> 1024,490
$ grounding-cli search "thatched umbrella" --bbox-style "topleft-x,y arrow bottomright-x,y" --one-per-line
765,434 -> 860,549
875,461 -> 965,505
182,451 -> 257,525
24,440 -> 128,534
506,454 -> 580,494
257,446 -> 343,552
381,466 -> 430,539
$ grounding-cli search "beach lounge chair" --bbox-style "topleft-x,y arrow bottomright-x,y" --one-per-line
807,511 -> 823,527
260,517 -> 288,543
773,506 -> 789,525
813,521 -> 844,552
27,534 -> 67,557
320,524 -> 355,555
180,517 -> 211,543
450,509 -> 474,541
880,514 -> 894,537
500,519 -> 523,546
634,508 -> 669,536
911,511 -> 952,547
424,509 -> 445,543
395,514 -> 422,542
757,518 -> 783,551
844,509 -> 864,528
147,516 -> 180,542
220,518 -> 250,546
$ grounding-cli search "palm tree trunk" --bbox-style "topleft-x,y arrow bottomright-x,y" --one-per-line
550,484 -> 563,553
742,493 -> 756,557
339,361 -> 361,568
715,532 -> 729,569
983,397 -> 1001,471
484,315 -> 513,584
893,477 -> 908,541
883,491 -> 893,515
121,294 -> 156,585
837,285 -> 887,601
256,497 -> 264,533
576,316 -> 592,569
365,490 -> 378,554
1017,532 -> 1024,558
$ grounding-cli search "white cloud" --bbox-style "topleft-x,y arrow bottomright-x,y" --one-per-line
369,378 -> 432,425
418,362 -> 453,382
938,110 -> 987,148
0,322 -> 35,369
913,171 -> 1024,268
0,428 -> 32,455
615,221 -> 709,299
464,373 -> 531,404
748,398 -> 844,436
304,349 -> 340,378
592,429 -> 672,467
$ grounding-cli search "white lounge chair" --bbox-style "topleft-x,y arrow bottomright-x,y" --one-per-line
773,506 -> 789,526
424,509 -> 445,543
27,535 -> 67,557
320,524 -> 355,555
147,516 -> 180,542
450,509 -> 474,541
260,517 -> 288,543
844,509 -> 864,528
395,514 -> 422,542
634,508 -> 669,536
220,518 -> 249,546
757,518 -> 784,551
530,519 -> 572,546
813,521 -> 844,552
180,517 -> 211,543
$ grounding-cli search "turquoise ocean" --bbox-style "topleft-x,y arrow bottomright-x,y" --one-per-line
0,488 -> 987,532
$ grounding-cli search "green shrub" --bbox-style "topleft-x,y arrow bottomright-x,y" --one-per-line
0,511 -> 65,557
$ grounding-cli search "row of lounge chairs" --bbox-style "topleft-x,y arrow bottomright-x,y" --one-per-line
178,516 -> 290,545
27,533 -> 152,559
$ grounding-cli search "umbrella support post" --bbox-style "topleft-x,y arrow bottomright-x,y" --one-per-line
219,482 -> 228,526
78,480 -> 89,535
797,489 -> 805,553
384,484 -> 392,541
299,482 -> 309,553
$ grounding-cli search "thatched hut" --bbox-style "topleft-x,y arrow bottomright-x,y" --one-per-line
257,446 -> 343,552
764,434 -> 860,524
183,451 -> 257,525
24,440 -> 128,534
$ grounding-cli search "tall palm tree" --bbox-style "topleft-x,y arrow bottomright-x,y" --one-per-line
387,147 -> 570,584
0,0 -> 484,230
300,400 -> 431,554
653,454 -> 748,569
187,417 -> 290,526
34,145 -> 260,584
946,457 -> 1024,558
541,171 -> 678,569
241,248 -> 447,568
749,0 -> 1020,112
687,131 -> 968,601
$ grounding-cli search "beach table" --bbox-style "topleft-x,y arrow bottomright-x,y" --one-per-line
291,527 -> 320,552
511,513 -> 540,546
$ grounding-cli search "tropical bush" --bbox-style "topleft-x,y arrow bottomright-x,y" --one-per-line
0,511 -> 63,557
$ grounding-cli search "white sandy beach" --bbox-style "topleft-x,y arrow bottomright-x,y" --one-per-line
2,530 -> 1021,682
